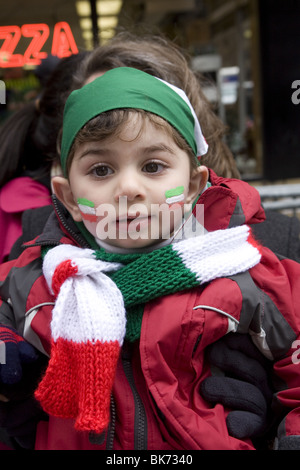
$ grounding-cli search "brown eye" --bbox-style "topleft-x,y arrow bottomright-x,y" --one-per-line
143,162 -> 164,173
92,165 -> 113,177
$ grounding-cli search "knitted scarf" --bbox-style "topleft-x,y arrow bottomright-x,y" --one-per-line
35,225 -> 261,434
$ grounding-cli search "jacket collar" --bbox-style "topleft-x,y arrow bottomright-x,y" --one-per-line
197,169 -> 265,232
26,195 -> 90,249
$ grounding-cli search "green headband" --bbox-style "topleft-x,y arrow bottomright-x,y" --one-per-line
60,67 -> 208,176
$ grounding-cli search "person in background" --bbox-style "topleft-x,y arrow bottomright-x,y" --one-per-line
0,52 -> 88,264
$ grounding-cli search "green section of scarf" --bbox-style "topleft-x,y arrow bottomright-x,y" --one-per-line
94,246 -> 199,342
42,244 -> 199,343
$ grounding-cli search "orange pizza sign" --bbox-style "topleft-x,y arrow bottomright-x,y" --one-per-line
0,21 -> 79,68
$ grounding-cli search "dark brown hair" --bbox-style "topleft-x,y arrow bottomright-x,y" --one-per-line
71,31 -> 240,178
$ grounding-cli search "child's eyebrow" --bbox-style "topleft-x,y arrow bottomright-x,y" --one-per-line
77,147 -> 113,160
76,143 -> 178,162
142,143 -> 177,156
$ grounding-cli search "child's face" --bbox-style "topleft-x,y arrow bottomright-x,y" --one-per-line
54,114 -> 207,249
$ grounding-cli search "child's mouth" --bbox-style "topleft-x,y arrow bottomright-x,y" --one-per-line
116,214 -> 151,234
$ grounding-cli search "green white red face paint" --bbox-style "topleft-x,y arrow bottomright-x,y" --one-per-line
77,187 -> 190,242
77,198 -> 97,222
165,186 -> 185,207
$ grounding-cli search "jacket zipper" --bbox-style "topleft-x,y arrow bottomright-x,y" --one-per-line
89,396 -> 116,449
106,396 -> 116,450
26,197 -> 89,250
122,342 -> 148,450
52,197 -> 90,247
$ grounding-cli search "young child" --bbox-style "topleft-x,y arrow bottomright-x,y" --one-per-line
1,67 -> 300,450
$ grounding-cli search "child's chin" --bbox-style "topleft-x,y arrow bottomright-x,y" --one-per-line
114,238 -> 154,249
106,237 -> 158,250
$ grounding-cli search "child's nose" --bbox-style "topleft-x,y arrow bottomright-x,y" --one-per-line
114,171 -> 145,202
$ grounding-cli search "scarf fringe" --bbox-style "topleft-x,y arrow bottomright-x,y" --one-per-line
35,338 -> 120,433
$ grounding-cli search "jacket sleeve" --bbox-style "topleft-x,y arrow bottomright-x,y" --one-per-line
270,253 -> 300,448
0,247 -> 52,449
0,246 -> 53,355
0,258 -> 20,328
272,335 -> 300,449
238,249 -> 300,449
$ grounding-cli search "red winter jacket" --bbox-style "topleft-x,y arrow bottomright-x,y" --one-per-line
1,170 -> 300,450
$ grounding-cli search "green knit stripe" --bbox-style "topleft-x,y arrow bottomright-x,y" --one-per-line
41,245 -> 53,259
105,244 -> 199,308
95,245 -> 200,343
95,247 -> 142,264
125,305 -> 144,342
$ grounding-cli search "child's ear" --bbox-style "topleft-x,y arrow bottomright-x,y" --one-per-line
186,165 -> 209,204
51,176 -> 82,222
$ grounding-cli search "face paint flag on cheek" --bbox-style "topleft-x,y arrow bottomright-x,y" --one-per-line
165,186 -> 185,207
77,198 -> 97,222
